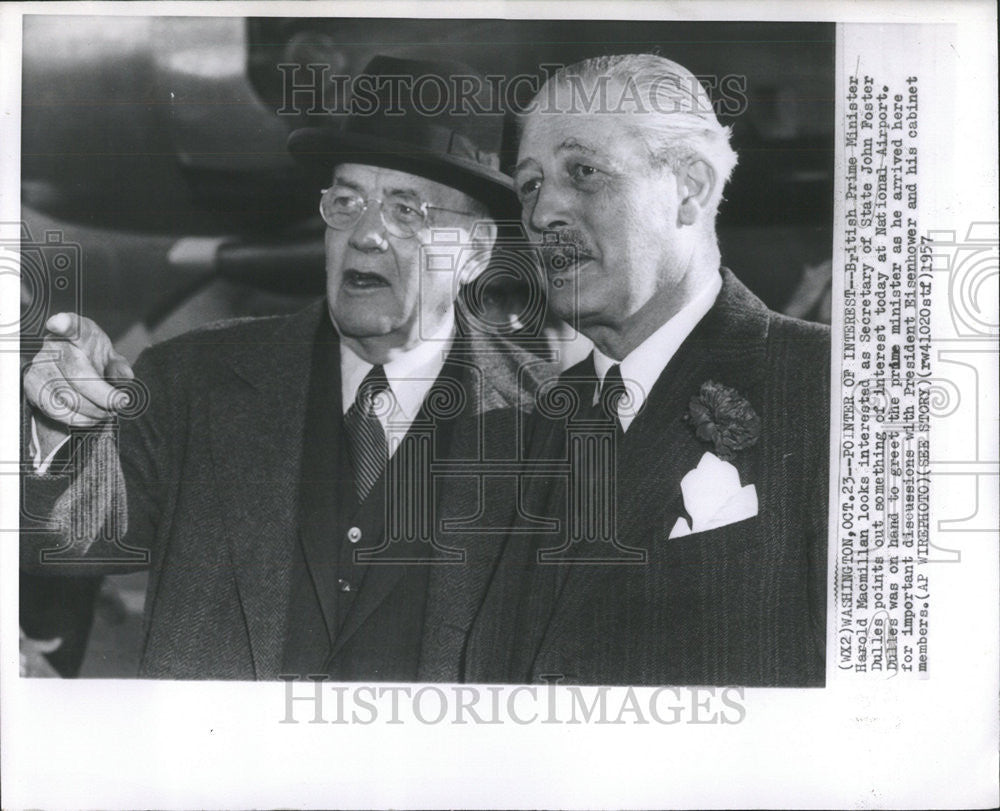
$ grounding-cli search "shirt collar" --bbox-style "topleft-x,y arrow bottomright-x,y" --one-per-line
592,272 -> 722,429
339,309 -> 455,420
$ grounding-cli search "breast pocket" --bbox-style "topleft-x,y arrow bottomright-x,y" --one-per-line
654,513 -> 762,568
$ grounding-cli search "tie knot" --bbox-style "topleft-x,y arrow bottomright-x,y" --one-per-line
599,364 -> 628,419
355,365 -> 391,414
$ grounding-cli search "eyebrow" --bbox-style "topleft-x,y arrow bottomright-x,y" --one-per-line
332,175 -> 424,200
383,185 -> 423,200
558,138 -> 599,157
513,138 -> 601,175
331,175 -> 365,193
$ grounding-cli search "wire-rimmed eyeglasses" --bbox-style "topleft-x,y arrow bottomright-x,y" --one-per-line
319,185 -> 480,239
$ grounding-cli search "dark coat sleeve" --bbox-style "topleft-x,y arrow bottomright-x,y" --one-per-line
20,338 -> 185,576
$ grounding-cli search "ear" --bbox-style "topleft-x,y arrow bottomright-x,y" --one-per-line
456,219 -> 498,285
677,159 -> 717,226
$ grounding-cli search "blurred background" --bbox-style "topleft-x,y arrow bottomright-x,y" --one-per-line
19,15 -> 834,677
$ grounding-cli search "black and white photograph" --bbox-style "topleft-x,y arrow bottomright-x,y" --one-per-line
1,2 -> 996,809
16,15 -> 834,685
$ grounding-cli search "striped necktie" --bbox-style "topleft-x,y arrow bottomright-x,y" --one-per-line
344,365 -> 391,502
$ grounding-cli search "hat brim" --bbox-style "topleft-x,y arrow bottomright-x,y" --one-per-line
288,127 -> 520,221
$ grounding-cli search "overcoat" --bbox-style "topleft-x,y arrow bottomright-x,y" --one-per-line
22,299 -> 548,680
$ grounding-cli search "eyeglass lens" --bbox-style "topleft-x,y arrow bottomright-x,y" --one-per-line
320,187 -> 427,237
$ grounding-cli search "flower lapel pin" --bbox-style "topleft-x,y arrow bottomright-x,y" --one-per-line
669,381 -> 761,539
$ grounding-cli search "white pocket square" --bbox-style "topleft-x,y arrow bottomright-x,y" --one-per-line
668,451 -> 758,539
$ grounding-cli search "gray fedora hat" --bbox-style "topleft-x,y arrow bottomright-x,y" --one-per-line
287,54 -> 518,217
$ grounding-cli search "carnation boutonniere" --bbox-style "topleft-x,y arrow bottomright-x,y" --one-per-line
669,382 -> 761,539
685,380 -> 761,461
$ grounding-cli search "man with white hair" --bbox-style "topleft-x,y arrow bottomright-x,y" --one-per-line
466,54 -> 831,687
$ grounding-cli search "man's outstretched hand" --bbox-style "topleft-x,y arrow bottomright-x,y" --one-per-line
23,313 -> 135,459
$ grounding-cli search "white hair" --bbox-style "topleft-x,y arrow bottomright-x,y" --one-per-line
530,53 -> 739,209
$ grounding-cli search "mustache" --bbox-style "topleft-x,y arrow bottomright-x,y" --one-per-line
538,229 -> 596,265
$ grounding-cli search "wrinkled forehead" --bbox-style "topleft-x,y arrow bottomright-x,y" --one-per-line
331,162 -> 472,207
516,98 -> 643,169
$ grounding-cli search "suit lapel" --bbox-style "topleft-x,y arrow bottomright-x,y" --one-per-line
208,301 -> 327,679
529,269 -> 773,672
613,267 -> 770,548
296,316 -> 352,649
612,341 -> 732,545
418,366 -> 511,680
422,346 -> 535,675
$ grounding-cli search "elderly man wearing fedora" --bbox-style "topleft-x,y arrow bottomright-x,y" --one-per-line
22,56 -> 550,681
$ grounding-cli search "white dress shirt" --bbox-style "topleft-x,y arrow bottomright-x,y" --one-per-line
339,309 -> 455,453
30,418 -> 68,475
592,271 -> 722,432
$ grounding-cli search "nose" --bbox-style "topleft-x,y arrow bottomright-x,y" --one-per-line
526,181 -> 573,234
347,203 -> 389,253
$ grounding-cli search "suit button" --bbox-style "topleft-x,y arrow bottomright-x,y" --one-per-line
337,578 -> 352,593
347,527 -> 362,544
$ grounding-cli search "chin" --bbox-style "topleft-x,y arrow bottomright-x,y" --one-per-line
331,309 -> 398,339
548,281 -> 609,327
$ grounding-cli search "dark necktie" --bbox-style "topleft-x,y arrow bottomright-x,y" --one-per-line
344,365 -> 391,502
599,363 -> 628,427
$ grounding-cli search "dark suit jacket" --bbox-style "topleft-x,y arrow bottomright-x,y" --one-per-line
22,300 -> 550,680
464,269 -> 831,687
